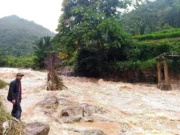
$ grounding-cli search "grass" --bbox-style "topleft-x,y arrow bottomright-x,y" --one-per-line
0,80 -> 8,89
0,97 -> 24,135
0,97 -> 12,134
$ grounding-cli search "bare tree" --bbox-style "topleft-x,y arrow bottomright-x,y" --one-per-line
45,52 -> 65,90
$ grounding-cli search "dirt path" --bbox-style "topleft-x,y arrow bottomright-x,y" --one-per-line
0,68 -> 180,135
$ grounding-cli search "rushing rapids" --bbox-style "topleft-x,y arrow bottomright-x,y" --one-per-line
0,68 -> 180,135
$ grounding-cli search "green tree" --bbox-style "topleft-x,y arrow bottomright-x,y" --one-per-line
121,0 -> 180,35
34,36 -> 52,69
0,52 -> 6,66
55,0 -> 132,76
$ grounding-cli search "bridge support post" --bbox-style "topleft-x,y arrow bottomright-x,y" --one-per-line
157,61 -> 162,88
158,59 -> 172,90
163,59 -> 169,85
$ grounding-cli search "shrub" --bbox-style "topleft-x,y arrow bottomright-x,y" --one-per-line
134,28 -> 180,41
129,40 -> 180,61
6,56 -> 35,68
0,53 -> 7,66
60,51 -> 77,67
108,59 -> 156,72
0,98 -> 23,135
0,80 -> 8,89
0,97 -> 11,134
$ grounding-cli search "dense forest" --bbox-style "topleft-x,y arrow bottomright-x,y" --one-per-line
0,15 -> 54,56
0,0 -> 180,82
121,0 -> 180,35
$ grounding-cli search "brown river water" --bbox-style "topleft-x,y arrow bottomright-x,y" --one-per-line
0,68 -> 180,135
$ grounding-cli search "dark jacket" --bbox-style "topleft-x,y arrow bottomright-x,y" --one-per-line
7,79 -> 21,102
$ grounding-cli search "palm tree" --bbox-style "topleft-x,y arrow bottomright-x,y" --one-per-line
34,36 -> 52,69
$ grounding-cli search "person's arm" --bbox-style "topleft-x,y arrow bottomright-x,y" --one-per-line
9,82 -> 16,104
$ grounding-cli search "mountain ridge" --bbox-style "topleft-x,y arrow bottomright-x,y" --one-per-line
0,15 -> 55,56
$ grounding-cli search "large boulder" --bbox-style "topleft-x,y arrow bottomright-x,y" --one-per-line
24,122 -> 50,135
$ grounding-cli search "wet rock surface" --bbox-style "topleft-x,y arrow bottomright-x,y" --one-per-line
36,96 -> 58,113
81,129 -> 106,135
58,97 -> 74,106
59,105 -> 93,123
37,96 -> 58,107
24,122 -> 50,135
37,96 -> 106,124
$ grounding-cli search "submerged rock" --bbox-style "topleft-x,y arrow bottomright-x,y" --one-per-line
58,102 -> 106,123
59,104 -> 94,123
59,106 -> 89,123
37,96 -> 58,107
36,96 -> 58,112
58,98 -> 74,106
81,129 -> 106,135
81,103 -> 106,114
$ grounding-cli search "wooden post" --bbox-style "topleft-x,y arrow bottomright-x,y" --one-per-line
160,59 -> 172,90
163,59 -> 169,85
157,61 -> 161,87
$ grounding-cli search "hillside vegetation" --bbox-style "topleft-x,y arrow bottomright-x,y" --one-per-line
0,15 -> 54,56
121,0 -> 180,35
134,28 -> 180,41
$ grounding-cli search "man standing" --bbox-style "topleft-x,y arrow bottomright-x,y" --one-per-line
7,73 -> 24,120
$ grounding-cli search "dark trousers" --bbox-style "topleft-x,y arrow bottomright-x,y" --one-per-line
11,101 -> 22,120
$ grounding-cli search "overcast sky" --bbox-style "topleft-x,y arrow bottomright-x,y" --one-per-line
0,0 -> 63,32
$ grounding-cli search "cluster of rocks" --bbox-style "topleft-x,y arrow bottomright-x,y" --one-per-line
35,96 -> 108,135
36,96 -> 106,124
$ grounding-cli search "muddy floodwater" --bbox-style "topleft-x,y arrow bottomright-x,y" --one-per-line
0,68 -> 180,135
